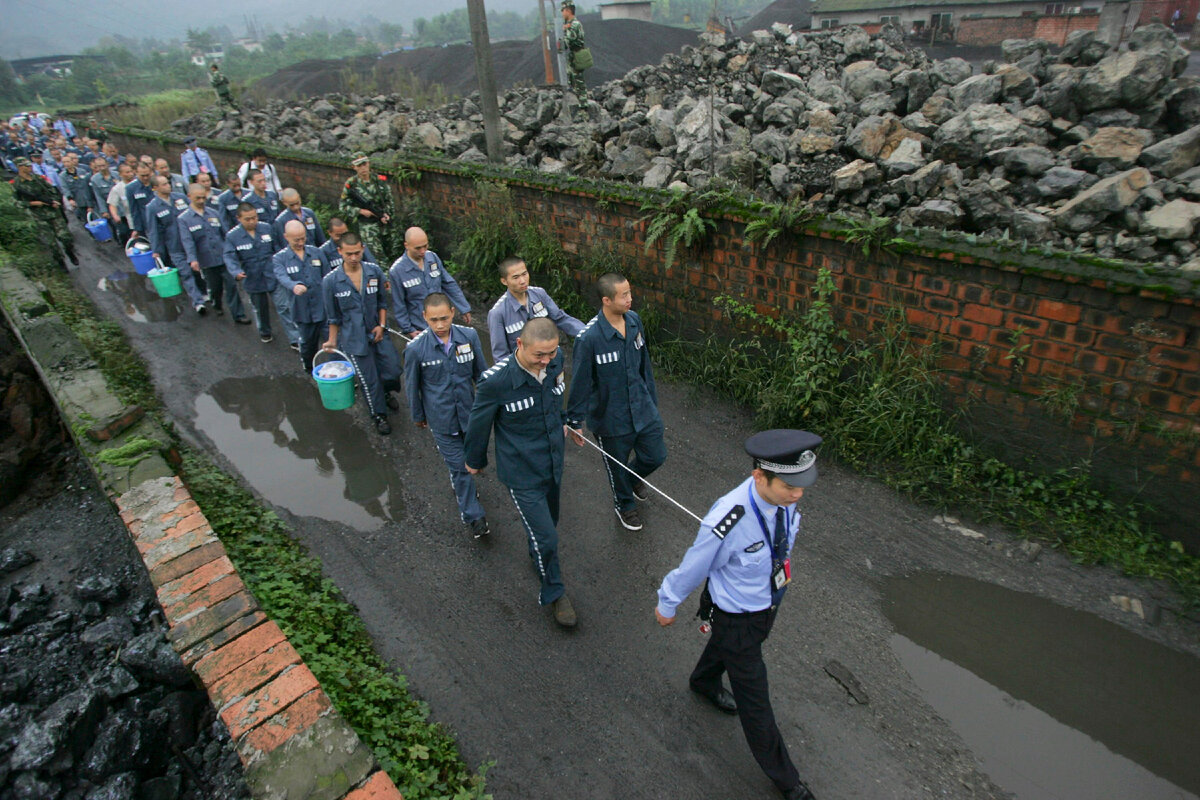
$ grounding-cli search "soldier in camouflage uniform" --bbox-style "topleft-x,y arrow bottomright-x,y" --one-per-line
339,152 -> 396,265
12,158 -> 78,266
209,63 -> 238,110
561,0 -> 588,104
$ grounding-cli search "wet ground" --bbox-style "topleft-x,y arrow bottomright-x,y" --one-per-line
62,231 -> 1200,800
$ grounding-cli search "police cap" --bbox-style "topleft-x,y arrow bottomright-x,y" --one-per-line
183,135 -> 197,145
745,429 -> 822,487
14,157 -> 31,167
351,151 -> 369,166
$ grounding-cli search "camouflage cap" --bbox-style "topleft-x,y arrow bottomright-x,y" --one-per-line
561,0 -> 575,8
14,157 -> 31,167
351,151 -> 369,166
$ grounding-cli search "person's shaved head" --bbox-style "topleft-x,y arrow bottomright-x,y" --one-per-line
404,227 -> 429,261
520,317 -> 559,344
188,184 -> 207,203
515,318 -> 560,372
284,219 -> 307,248
280,188 -> 300,203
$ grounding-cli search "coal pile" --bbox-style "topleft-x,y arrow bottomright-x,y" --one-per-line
174,22 -> 1200,267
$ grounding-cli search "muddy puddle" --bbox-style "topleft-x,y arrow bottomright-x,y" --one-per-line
883,572 -> 1200,800
193,375 -> 405,530
98,269 -> 183,322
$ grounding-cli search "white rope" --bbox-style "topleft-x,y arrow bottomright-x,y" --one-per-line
566,426 -> 703,525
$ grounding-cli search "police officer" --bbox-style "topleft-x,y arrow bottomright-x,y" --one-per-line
566,273 -> 665,532
146,175 -> 207,314
405,292 -> 491,538
224,202 -> 297,345
388,227 -> 471,336
339,152 -> 395,263
487,256 -> 584,362
321,233 -> 402,435
215,171 -> 245,233
180,135 -> 219,185
12,156 -> 78,265
179,183 -> 247,323
464,317 -> 585,628
273,188 -> 326,247
241,168 -> 281,225
321,217 -> 376,274
655,430 -> 822,800
274,219 -> 330,372
125,163 -> 156,237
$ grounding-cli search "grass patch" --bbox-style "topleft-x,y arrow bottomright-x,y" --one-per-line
96,89 -> 214,132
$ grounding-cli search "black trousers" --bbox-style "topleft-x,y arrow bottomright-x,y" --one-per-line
689,607 -> 801,793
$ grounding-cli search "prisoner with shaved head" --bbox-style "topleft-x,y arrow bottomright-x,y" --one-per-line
387,226 -> 471,336
146,173 -> 208,314
179,182 -> 245,322
320,216 -> 376,272
273,218 -> 330,371
273,187 -> 326,248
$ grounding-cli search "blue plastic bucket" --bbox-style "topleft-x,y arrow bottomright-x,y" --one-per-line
126,237 -> 155,275
85,212 -> 112,242
312,351 -> 356,411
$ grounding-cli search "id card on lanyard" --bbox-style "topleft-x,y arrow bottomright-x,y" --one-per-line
747,486 -> 792,601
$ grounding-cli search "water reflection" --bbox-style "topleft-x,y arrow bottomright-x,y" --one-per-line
98,269 -> 182,323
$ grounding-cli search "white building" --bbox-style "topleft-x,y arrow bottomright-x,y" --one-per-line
599,0 -> 654,21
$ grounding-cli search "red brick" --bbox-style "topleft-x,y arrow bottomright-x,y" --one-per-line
209,639 -> 301,707
1030,341 -> 1077,364
155,556 -> 236,606
1035,299 -> 1081,324
166,511 -> 208,536
179,610 -> 268,666
237,689 -> 333,759
163,573 -> 246,620
143,528 -> 218,571
905,307 -> 940,332
962,304 -> 1003,326
161,499 -> 200,522
168,591 -> 260,653
341,770 -> 405,800
150,541 -> 227,587
194,620 -> 287,684
221,664 -> 321,740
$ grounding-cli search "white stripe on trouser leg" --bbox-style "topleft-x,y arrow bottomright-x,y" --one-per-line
432,435 -> 465,522
509,488 -> 547,603
346,352 -> 379,417
596,434 -> 621,514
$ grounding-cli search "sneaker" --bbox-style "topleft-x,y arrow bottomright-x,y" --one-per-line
552,594 -> 577,628
374,415 -> 391,435
234,316 -> 252,325
469,518 -> 490,539
632,478 -> 649,502
385,393 -> 400,411
194,303 -> 207,315
616,507 -> 643,531
289,342 -> 300,352
260,334 -> 273,343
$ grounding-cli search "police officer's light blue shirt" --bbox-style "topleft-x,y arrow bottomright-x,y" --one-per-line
181,147 -> 218,183
657,477 -> 800,618
146,192 -> 190,267
177,206 -> 226,268
273,207 -> 326,248
387,251 -> 470,333
273,245 -> 329,324
487,287 -> 585,362
240,189 -> 280,224
321,261 -> 389,357
320,239 -> 375,275
566,310 -> 660,436
404,324 -> 486,434
463,350 -> 567,489
223,222 -> 278,294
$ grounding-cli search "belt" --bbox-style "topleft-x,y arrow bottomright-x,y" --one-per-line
713,605 -> 774,619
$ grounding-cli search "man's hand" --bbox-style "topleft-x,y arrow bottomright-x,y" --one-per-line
655,608 -> 675,627
408,330 -> 421,338
293,284 -> 307,296
321,339 -> 336,352
465,464 -> 481,475
29,200 -> 44,207
461,311 -> 472,325
380,214 -> 391,225
566,426 -> 585,447
235,272 -> 246,281
359,209 -> 374,218
415,421 -> 427,429
371,325 -> 384,343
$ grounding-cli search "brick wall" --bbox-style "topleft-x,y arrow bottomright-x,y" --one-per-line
956,13 -> 1098,46
108,132 -> 1200,549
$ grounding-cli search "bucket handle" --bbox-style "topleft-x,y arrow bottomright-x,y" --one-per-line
125,234 -> 150,252
313,348 -> 352,368
87,209 -> 102,223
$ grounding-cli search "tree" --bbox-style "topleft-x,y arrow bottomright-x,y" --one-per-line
186,28 -> 216,53
0,58 -> 25,106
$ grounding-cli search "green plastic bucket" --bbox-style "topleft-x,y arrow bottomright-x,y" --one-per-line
312,351 -> 356,411
148,267 -> 182,298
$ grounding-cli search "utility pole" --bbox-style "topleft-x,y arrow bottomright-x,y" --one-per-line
538,0 -> 555,85
548,0 -> 568,87
466,0 -> 503,163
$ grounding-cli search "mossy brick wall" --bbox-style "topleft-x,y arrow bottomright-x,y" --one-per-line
110,133 -> 1200,548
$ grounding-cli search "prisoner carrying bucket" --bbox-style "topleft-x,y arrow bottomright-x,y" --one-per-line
147,257 -> 182,299
125,236 -> 156,275
85,211 -> 112,242
312,349 -> 357,411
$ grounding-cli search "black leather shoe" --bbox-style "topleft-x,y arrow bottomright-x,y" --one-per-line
374,415 -> 391,435
690,684 -> 737,715
385,393 -> 400,411
782,781 -> 815,800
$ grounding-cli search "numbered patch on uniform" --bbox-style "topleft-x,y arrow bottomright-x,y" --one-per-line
711,505 -> 745,540
430,268 -> 440,278
504,397 -> 535,413
552,372 -> 565,395
311,259 -> 321,266
262,234 -> 272,242
634,332 -> 644,349
595,351 -> 620,365
532,301 -> 545,316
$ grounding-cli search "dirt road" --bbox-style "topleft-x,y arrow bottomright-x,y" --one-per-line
61,230 -> 1200,800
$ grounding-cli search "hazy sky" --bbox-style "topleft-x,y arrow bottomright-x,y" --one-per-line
1,0 -> 543,59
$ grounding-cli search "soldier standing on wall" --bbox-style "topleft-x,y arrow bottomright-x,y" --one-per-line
560,0 -> 591,114
339,152 -> 395,265
209,63 -> 238,111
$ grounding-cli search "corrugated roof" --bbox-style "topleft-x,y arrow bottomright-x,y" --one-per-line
812,0 -> 1032,14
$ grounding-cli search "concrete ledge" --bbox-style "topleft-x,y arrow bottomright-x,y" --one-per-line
1,259 -> 403,800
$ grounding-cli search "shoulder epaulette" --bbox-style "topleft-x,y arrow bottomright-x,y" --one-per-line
490,294 -> 507,310
406,329 -> 428,347
711,505 -> 745,540
452,323 -> 473,332
479,355 -> 511,381
575,315 -> 599,339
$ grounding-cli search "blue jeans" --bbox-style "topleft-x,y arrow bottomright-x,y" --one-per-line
431,428 -> 485,523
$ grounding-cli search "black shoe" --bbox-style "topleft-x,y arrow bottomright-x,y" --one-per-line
195,303 -> 207,315
552,594 -> 577,628
260,333 -> 273,343
782,781 -> 815,800
289,341 -> 300,352
632,478 -> 649,501
385,393 -> 400,411
690,683 -> 737,715
374,415 -> 391,435
234,316 -> 252,325
469,518 -> 490,539
615,507 -> 643,531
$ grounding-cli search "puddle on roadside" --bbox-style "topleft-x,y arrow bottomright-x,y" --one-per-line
193,375 -> 404,530
98,270 -> 183,322
882,572 -> 1200,800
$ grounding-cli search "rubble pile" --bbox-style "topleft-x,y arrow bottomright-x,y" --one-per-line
174,23 -> 1200,266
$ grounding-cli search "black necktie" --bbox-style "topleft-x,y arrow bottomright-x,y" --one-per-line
773,507 -> 786,559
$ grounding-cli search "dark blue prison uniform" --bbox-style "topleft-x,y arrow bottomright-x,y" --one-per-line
147,193 -> 205,306
404,325 -> 488,523
320,239 -> 375,275
179,205 -> 243,319
486,286 -> 585,362
214,188 -> 243,234
566,310 -> 666,514
224,222 -> 297,342
125,179 -> 155,233
239,189 -> 280,224
273,207 -> 326,248
464,350 -> 569,605
321,261 -> 402,418
273,245 -> 329,372
387,250 -> 470,334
